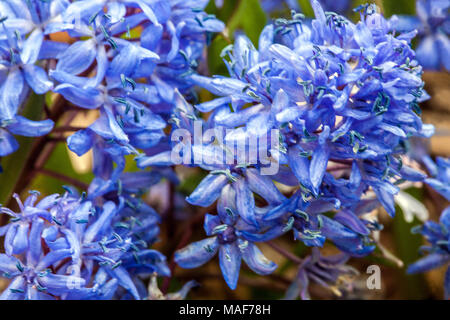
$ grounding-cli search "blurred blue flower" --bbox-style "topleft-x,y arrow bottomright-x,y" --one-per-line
284,248 -> 357,300
423,156 -> 450,200
391,0 -> 450,70
408,206 -> 450,298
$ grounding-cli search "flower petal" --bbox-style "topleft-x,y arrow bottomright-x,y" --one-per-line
186,173 -> 228,207
23,64 -> 53,94
0,68 -> 24,120
407,253 -> 450,274
7,116 -> 54,137
56,39 -> 97,75
241,241 -> 277,275
233,178 -> 257,226
67,129 -> 94,156
0,129 -> 19,157
219,242 -> 242,290
20,28 -> 44,65
175,237 -> 219,269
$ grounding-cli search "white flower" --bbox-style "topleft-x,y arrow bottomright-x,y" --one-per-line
395,190 -> 429,223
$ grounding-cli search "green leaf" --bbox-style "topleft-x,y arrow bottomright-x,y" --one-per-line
206,0 -> 240,22
297,0 -> 314,17
0,93 -> 45,205
382,0 -> 415,16
207,35 -> 230,76
227,0 -> 267,45
207,0 -> 267,76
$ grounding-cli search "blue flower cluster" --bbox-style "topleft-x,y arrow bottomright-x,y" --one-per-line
135,1 -> 434,290
0,0 -> 444,300
0,0 -> 224,165
0,0 -> 222,300
0,169 -> 178,299
0,0 -> 62,156
408,157 -> 450,298
392,0 -> 449,71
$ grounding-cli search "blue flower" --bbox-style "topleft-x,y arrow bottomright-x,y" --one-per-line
390,0 -> 450,70
0,116 -> 54,157
190,1 -> 431,218
146,273 -> 198,300
48,0 -> 223,178
423,156 -> 450,201
0,218 -> 84,300
175,185 -> 277,290
53,0 -> 223,108
158,1 -> 431,291
263,188 -> 376,256
0,3 -> 68,157
0,13 -> 59,117
407,156 -> 450,298
0,182 -> 169,300
408,206 -> 450,299
47,193 -> 167,300
284,248 -> 357,300
0,191 -> 57,255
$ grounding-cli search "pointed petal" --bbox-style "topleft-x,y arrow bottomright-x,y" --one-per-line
203,213 -> 222,236
20,28 -> 44,64
407,253 -> 450,274
23,64 -> 53,94
310,146 -> 329,191
84,201 -> 118,243
11,223 -> 29,255
246,168 -> 285,205
56,39 -> 97,75
53,84 -> 103,108
219,242 -> 241,290
7,116 -> 54,137
186,173 -> 228,207
37,249 -> 73,270
0,129 -> 19,156
28,219 -> 44,265
175,237 -> 219,269
136,151 -> 174,168
241,242 -> 277,275
334,210 -> 370,236
233,178 -> 257,226
67,129 -> 94,156
288,146 -> 311,189
107,266 -> 140,300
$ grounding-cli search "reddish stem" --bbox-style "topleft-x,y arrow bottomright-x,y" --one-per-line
266,241 -> 303,265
